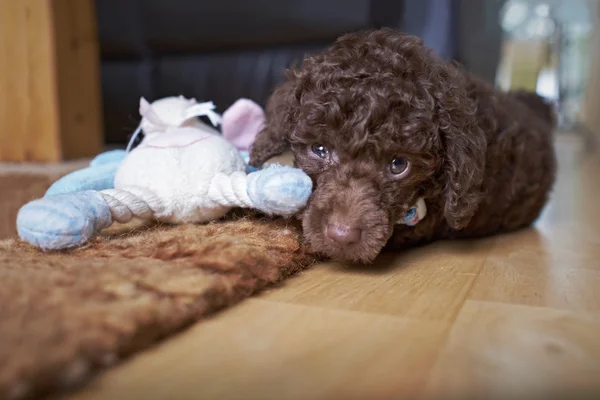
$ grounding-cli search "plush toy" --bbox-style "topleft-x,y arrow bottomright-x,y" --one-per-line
17,96 -> 313,251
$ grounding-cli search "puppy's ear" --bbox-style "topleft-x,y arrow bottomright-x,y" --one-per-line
250,80 -> 295,167
437,77 -> 487,230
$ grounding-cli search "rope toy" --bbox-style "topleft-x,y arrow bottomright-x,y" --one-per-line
17,96 -> 313,251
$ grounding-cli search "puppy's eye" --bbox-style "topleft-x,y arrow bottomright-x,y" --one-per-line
390,156 -> 409,175
311,144 -> 329,159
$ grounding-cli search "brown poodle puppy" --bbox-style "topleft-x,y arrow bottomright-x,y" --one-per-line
250,28 -> 557,264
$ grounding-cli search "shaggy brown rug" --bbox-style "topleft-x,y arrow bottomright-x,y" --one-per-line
0,216 -> 318,400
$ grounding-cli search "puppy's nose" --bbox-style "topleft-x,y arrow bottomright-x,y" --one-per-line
326,223 -> 362,246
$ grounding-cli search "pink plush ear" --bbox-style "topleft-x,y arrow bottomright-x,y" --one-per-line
221,98 -> 265,151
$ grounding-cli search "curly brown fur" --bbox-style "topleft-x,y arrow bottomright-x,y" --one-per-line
250,28 -> 557,264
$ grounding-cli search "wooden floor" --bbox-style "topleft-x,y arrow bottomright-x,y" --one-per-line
71,135 -> 600,400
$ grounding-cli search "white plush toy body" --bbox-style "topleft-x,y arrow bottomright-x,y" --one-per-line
17,96 -> 313,251
107,97 -> 250,224
116,128 -> 241,223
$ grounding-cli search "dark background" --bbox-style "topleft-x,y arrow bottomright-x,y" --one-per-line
95,0 -> 507,145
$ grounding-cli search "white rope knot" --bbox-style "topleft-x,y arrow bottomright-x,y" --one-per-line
100,188 -> 164,223
207,172 -> 254,208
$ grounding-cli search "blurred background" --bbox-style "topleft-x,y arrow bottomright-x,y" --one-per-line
96,0 -> 502,144
1,0 -> 598,162
93,0 -> 598,146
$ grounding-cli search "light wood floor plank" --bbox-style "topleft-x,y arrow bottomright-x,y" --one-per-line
73,299 -> 448,400
263,240 -> 493,322
468,229 -> 600,311
425,300 -> 600,400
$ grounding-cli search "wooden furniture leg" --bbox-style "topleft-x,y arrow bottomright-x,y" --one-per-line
0,0 -> 103,162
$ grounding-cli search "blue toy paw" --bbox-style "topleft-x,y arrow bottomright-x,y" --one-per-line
17,191 -> 112,251
247,164 -> 313,216
89,149 -> 127,167
45,150 -> 126,196
45,162 -> 121,196
239,151 -> 260,173
239,150 -> 250,164
246,164 -> 260,173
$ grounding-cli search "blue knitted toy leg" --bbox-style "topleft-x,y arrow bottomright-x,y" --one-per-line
45,162 -> 121,196
246,164 -> 313,216
45,150 -> 126,196
17,191 -> 113,251
89,149 -> 127,167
